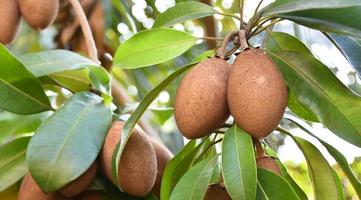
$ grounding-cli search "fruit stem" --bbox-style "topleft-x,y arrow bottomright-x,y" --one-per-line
69,0 -> 99,63
254,139 -> 265,157
238,30 -> 249,51
216,31 -> 238,59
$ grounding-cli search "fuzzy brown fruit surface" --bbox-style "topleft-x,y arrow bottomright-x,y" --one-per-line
256,156 -> 281,175
227,48 -> 287,139
0,0 -> 21,44
59,162 -> 98,197
204,184 -> 231,200
100,121 -> 157,197
174,57 -> 231,139
18,174 -> 71,200
150,139 -> 173,198
19,0 -> 59,30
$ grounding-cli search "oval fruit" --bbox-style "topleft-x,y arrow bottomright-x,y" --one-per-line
204,184 -> 231,200
100,121 -> 157,197
150,139 -> 173,198
227,48 -> 287,139
59,162 -> 98,197
18,174 -> 71,200
256,156 -> 281,175
19,0 -> 59,30
174,57 -> 231,139
0,0 -> 21,44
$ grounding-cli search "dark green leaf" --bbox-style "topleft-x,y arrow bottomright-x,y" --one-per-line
325,33 -> 361,78
286,117 -> 361,199
169,156 -> 218,200
153,2 -> 216,28
0,44 -> 52,114
287,89 -> 319,122
222,125 -> 257,200
332,170 -> 345,200
256,168 -> 300,200
266,32 -> 361,147
0,137 -> 30,192
113,63 -> 196,189
263,1 -> 361,37
27,92 -> 112,192
113,28 -> 197,69
19,50 -> 98,77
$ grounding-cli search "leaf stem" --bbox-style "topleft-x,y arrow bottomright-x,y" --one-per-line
216,12 -> 241,21
249,18 -> 282,37
69,0 -> 99,63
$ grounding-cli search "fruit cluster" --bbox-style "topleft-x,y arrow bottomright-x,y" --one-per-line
174,43 -> 288,194
0,0 -> 59,44
18,121 -> 174,199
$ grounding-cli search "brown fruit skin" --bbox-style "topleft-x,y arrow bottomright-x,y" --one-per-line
256,156 -> 281,175
100,121 -> 157,197
0,0 -> 21,44
174,57 -> 231,139
150,139 -> 173,198
19,0 -> 59,30
59,162 -> 98,197
227,48 -> 287,139
18,174 -> 71,200
204,184 -> 231,200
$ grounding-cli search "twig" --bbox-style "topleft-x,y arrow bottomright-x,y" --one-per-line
200,36 -> 225,41
239,0 -> 245,29
69,0 -> 99,63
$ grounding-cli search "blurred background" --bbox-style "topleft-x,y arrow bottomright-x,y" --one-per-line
2,0 -> 360,199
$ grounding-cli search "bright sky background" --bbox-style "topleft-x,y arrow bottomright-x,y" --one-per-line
120,0 -> 361,164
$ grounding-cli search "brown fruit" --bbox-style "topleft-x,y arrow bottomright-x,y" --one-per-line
18,174 -> 71,200
227,48 -> 287,139
204,184 -> 231,200
100,121 -> 157,197
19,0 -> 59,30
256,156 -> 281,175
0,0 -> 21,44
59,162 -> 98,197
174,57 -> 231,139
150,139 -> 173,198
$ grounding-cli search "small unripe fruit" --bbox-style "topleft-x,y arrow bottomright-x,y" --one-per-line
100,121 -> 157,197
59,162 -> 98,197
18,174 -> 71,200
204,184 -> 231,200
174,57 -> 230,139
0,0 -> 21,44
256,156 -> 281,175
19,0 -> 59,30
227,48 -> 287,139
150,139 -> 173,198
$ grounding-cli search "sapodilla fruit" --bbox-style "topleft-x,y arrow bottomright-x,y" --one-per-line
227,48 -> 287,139
256,156 -> 281,175
0,0 -> 21,44
59,162 -> 98,197
174,57 -> 230,139
18,174 -> 71,200
150,139 -> 173,198
19,0 -> 59,30
204,184 -> 231,200
100,121 -> 157,197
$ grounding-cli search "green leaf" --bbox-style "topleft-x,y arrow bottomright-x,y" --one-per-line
169,156 -> 218,200
287,89 -> 319,122
161,140 -> 200,200
27,92 -> 112,193
0,44 -> 52,114
113,63 -> 196,188
266,32 -> 361,147
256,168 -> 300,200
332,170 -> 345,200
286,117 -> 361,199
153,2 -> 216,28
19,50 -> 98,77
49,69 -> 91,92
222,125 -> 257,200
0,111 -> 48,146
113,28 -> 197,69
263,0 -> 361,37
325,33 -> 361,78
0,137 -> 30,192
280,129 -> 340,200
